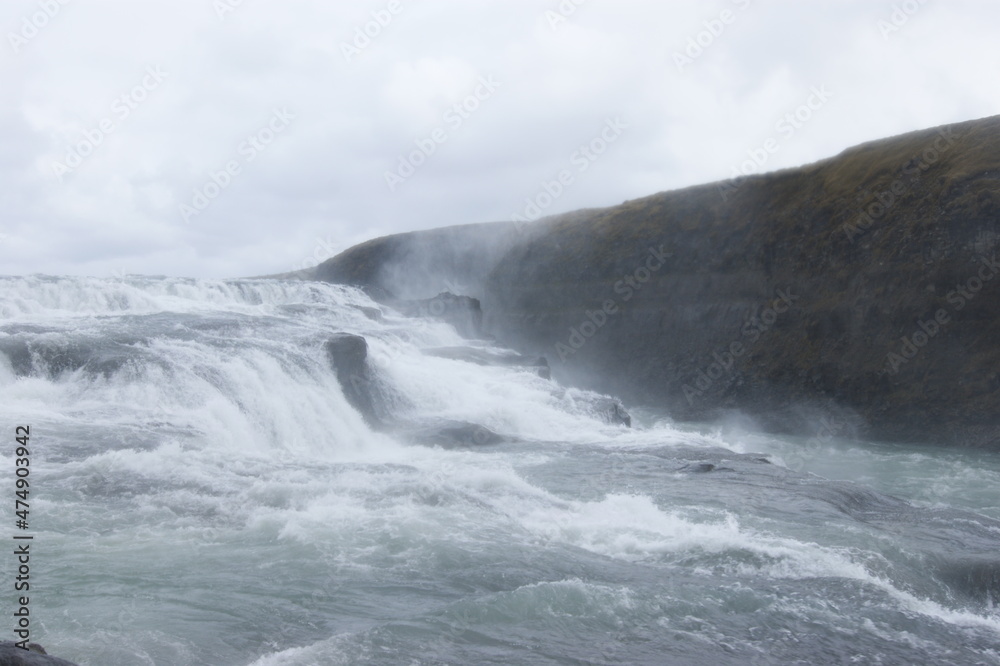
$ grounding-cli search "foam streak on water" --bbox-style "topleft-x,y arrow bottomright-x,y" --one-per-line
1,275 -> 999,666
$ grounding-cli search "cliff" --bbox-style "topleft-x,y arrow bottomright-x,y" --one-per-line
315,115 -> 1000,448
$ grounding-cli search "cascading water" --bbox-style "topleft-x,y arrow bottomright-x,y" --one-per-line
1,275 -> 999,665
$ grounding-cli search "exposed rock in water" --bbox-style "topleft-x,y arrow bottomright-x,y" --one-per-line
316,115 -> 1000,449
0,642 -> 79,666
324,333 -> 381,427
594,396 -> 632,427
422,346 -> 550,379
390,292 -> 485,339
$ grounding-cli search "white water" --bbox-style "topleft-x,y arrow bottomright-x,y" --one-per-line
1,275 -> 999,665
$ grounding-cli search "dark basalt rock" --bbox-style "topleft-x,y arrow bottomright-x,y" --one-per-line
391,293 -> 484,339
592,396 -> 632,428
324,334 -> 381,427
0,642 -> 78,666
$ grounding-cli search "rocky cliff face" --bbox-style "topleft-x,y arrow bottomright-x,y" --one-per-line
315,115 -> 1000,448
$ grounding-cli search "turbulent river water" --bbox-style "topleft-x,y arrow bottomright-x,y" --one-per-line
1,275 -> 999,666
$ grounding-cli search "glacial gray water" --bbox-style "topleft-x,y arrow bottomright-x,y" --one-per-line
1,275 -> 999,665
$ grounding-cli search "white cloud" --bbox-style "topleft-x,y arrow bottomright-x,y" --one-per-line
0,0 -> 997,278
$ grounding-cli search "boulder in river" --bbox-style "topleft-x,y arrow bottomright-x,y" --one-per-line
597,397 -> 632,427
324,333 -> 381,427
0,642 -> 79,666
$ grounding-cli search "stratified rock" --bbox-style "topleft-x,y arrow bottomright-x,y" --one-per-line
0,642 -> 79,666
391,293 -> 484,339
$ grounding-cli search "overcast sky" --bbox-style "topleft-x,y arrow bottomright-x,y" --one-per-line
1,0 -> 997,279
